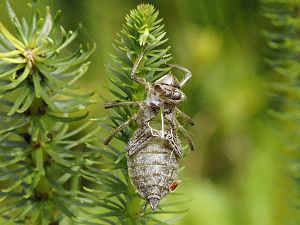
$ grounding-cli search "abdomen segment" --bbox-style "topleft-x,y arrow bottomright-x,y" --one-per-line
127,137 -> 178,210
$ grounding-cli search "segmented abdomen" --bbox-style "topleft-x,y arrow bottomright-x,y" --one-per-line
127,136 -> 178,210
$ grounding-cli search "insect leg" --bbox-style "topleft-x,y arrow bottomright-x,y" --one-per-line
164,113 -> 183,157
167,64 -> 192,87
177,122 -> 195,151
103,114 -> 137,145
127,126 -> 154,156
165,129 -> 183,158
130,52 -> 148,86
104,101 -> 141,109
160,110 -> 165,138
175,108 -> 195,126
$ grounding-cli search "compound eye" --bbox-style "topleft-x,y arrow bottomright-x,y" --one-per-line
171,91 -> 182,100
164,90 -> 172,98
154,84 -> 162,91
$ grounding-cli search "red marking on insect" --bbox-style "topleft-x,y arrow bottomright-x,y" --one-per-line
168,180 -> 181,192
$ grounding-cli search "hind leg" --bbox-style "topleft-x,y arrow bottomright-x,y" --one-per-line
104,101 -> 141,109
103,114 -> 137,145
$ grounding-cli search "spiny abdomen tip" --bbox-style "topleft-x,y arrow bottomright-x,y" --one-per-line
148,197 -> 160,210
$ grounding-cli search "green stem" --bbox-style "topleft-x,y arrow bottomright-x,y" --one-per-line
126,182 -> 142,223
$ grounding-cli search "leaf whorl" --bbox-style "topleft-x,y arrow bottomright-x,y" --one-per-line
0,1 -> 96,224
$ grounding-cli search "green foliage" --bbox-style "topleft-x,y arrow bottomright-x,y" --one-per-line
0,0 -> 95,115
0,2 -> 190,224
107,3 -> 172,138
262,0 -> 300,223
0,1 -> 97,224
80,4 -> 188,224
2,0 -> 297,224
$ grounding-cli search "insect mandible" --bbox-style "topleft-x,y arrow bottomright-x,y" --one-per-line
104,52 -> 194,210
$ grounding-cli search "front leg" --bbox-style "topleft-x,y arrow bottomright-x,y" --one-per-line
176,108 -> 195,126
103,114 -> 137,145
168,64 -> 192,87
130,52 -> 148,86
104,101 -> 141,109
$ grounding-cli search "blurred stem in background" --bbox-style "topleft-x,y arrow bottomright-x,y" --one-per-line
261,0 -> 300,224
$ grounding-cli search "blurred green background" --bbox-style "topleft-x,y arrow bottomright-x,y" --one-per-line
0,0 -> 295,224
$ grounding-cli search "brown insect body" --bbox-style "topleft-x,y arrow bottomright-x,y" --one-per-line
127,136 -> 178,210
104,52 -> 194,210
